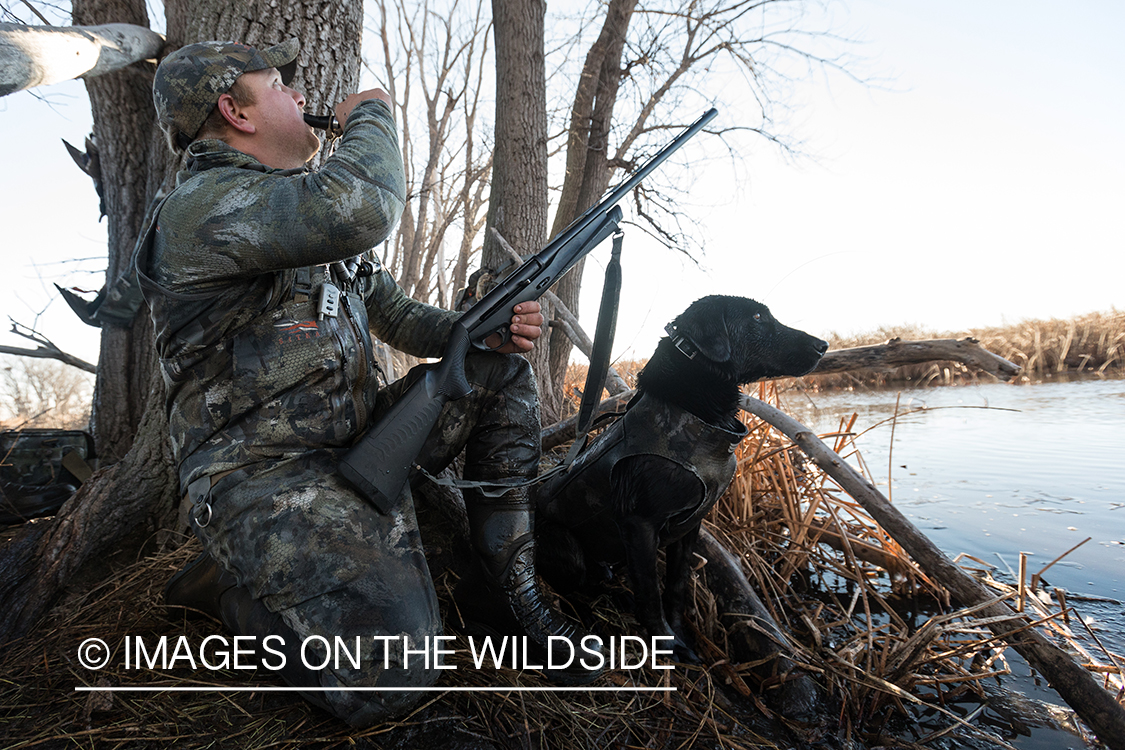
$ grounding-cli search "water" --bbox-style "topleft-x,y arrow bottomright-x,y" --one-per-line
783,377 -> 1125,746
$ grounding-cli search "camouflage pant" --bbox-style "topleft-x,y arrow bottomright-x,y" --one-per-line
193,352 -> 540,726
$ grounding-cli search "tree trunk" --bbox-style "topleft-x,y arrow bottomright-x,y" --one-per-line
482,0 -> 553,418
545,0 -> 636,407
0,0 -> 364,647
72,0 -> 164,463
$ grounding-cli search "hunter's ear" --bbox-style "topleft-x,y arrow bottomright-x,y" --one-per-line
217,93 -> 255,134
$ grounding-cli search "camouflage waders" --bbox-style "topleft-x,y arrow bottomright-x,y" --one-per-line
186,352 -> 542,725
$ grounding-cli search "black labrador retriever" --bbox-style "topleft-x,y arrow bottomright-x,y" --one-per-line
535,295 -> 827,660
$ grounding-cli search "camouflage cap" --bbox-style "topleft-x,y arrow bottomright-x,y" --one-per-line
154,38 -> 299,149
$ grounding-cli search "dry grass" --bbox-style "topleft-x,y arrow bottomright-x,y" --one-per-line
806,310 -> 1125,389
2,383 -> 1120,748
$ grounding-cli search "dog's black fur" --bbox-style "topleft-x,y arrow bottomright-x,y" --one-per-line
535,295 -> 827,660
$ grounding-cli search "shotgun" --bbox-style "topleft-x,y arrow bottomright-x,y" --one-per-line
339,107 -> 718,512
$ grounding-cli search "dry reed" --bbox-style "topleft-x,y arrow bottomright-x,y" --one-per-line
806,310 -> 1125,389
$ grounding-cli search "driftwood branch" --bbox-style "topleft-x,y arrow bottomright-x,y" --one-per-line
810,337 -> 1021,381
1,320 -> 96,373
488,227 -> 630,395
0,22 -> 164,97
739,394 -> 1125,749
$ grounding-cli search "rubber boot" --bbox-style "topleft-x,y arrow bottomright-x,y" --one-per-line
457,488 -> 604,683
165,552 -> 328,706
164,551 -> 233,619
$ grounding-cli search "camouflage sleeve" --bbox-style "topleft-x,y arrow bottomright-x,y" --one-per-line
153,99 -> 405,291
364,268 -> 458,359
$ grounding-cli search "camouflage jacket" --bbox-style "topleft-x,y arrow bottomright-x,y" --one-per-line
135,100 -> 458,492
537,394 -> 748,540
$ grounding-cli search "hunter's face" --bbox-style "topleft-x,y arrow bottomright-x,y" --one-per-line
238,67 -> 321,168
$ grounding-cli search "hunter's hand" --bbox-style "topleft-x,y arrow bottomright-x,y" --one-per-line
486,301 -> 543,354
335,88 -> 393,126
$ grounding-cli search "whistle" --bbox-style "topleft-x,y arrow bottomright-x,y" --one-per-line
303,113 -> 343,139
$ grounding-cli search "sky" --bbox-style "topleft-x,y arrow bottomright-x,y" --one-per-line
1,0 -> 1123,369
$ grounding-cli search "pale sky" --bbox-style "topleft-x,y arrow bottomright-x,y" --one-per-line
1,0 -> 1122,368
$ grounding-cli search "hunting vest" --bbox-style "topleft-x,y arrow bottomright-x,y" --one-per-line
538,394 -> 748,539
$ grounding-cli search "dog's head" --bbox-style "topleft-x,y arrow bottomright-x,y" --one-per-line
665,295 -> 827,384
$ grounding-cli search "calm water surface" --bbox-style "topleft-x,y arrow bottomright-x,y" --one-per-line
784,377 -> 1125,745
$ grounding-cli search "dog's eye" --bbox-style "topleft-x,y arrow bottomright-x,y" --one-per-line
753,313 -> 762,322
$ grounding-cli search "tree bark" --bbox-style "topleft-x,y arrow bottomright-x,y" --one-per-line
71,0 -> 166,463
738,394 -> 1125,750
483,0 -> 553,418
0,22 -> 163,96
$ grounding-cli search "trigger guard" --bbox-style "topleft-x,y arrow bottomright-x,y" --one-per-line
477,325 -> 511,351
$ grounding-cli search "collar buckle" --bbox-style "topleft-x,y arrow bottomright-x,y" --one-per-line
664,322 -> 699,360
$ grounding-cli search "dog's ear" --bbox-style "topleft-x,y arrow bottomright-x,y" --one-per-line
677,305 -> 732,363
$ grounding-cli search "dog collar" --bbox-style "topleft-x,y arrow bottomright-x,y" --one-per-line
664,322 -> 699,360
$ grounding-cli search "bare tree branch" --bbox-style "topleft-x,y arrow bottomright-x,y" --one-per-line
2,320 -> 96,373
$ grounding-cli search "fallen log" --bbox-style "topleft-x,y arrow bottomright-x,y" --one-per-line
809,337 -> 1021,381
738,394 -> 1125,750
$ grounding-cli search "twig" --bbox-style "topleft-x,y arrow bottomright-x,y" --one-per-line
1031,537 -> 1091,592
20,0 -> 52,25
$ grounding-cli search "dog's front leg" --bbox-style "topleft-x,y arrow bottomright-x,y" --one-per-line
663,524 -> 699,641
662,524 -> 702,664
619,516 -> 699,663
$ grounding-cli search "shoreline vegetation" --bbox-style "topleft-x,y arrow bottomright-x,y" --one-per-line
5,381 -> 1117,748
810,308 -> 1125,390
566,309 -> 1125,399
